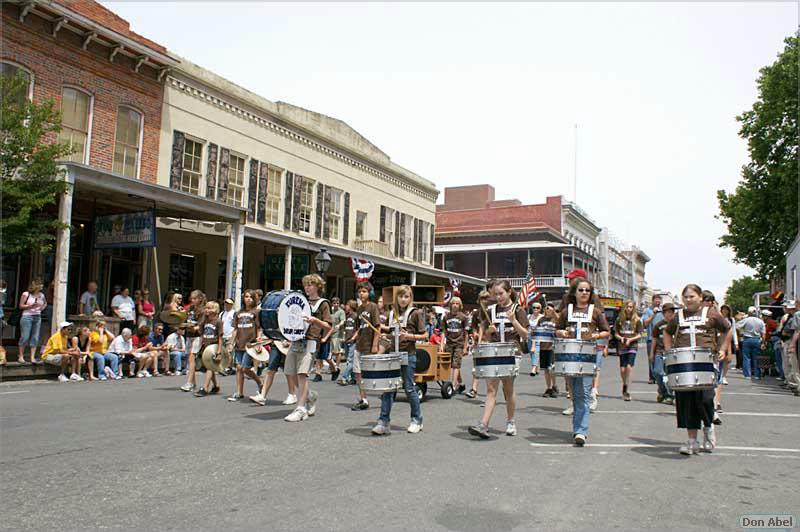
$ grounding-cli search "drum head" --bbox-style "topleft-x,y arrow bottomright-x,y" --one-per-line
261,291 -> 310,342
414,349 -> 431,373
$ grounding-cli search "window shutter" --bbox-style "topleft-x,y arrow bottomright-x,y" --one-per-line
205,143 -> 218,199
394,210 -> 401,256
322,186 -> 332,240
247,158 -> 259,222
169,130 -> 185,190
257,162 -> 268,225
342,192 -> 350,245
413,218 -> 419,262
379,206 -> 386,243
283,171 -> 294,230
217,148 -> 230,202
398,214 -> 407,258
315,183 -> 324,239
429,224 -> 435,264
291,173 -> 303,233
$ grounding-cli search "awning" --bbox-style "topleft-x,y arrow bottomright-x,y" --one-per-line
243,225 -> 485,286
435,241 -> 570,253
63,163 -> 246,223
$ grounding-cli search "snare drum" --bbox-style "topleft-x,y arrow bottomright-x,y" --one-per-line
553,339 -> 597,376
260,290 -> 310,342
360,353 -> 402,393
665,347 -> 716,390
472,343 -> 519,379
532,326 -> 555,345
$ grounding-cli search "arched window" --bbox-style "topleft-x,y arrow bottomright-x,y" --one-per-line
0,61 -> 33,107
113,106 -> 142,178
58,87 -> 92,163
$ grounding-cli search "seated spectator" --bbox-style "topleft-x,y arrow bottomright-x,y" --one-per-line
148,323 -> 169,376
41,321 -> 84,382
131,325 -> 155,378
107,329 -> 134,380
166,326 -> 187,376
90,319 -> 117,381
73,326 -> 95,381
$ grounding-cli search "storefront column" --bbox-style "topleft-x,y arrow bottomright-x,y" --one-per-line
225,218 -> 245,308
410,271 -> 417,285
53,180 -> 74,330
284,245 -> 293,290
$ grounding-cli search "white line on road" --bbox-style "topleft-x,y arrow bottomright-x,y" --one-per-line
590,410 -> 800,418
628,390 -> 794,397
0,390 -> 30,395
529,442 -> 800,453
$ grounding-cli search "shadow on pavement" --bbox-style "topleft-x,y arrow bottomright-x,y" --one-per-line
344,423 -> 403,438
449,425 -> 501,441
525,426 -> 573,444
628,436 -> 687,460
243,409 -> 293,421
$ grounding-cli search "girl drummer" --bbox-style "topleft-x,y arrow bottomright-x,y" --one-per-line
465,290 -> 492,400
372,285 -> 426,435
555,277 -> 610,446
445,297 -> 470,394
228,289 -> 263,402
180,290 -> 207,393
615,300 -> 643,401
468,280 -> 529,439
663,284 -> 731,455
539,303 -> 559,398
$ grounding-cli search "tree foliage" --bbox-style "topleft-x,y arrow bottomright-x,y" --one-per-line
724,275 -> 769,314
717,35 -> 799,279
1,73 -> 73,255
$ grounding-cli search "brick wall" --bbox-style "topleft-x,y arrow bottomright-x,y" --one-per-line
436,195 -> 563,235
1,4 -> 164,183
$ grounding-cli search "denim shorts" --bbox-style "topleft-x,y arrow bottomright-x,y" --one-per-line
267,349 -> 285,372
316,341 -> 331,361
596,350 -> 605,369
619,351 -> 637,367
19,314 -> 42,347
234,349 -> 254,369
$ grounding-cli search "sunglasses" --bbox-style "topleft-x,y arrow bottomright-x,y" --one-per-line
577,289 -> 591,293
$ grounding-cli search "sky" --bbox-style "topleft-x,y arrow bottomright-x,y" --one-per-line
104,1 -> 797,301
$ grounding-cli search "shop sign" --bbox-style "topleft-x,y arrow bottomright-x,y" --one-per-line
93,210 -> 156,249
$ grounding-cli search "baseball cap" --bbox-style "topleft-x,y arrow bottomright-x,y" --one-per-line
785,300 -> 797,309
661,303 -> 675,312
566,269 -> 588,280
761,309 -> 772,317
747,306 -> 757,314
224,298 -> 234,305
59,321 -> 73,329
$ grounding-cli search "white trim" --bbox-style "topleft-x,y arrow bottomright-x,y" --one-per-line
435,240 -> 569,253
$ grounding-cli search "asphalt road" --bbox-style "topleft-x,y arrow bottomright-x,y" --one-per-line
2,347 -> 798,532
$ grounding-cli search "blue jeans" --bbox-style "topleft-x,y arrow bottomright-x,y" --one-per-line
19,314 -> 42,347
340,343 -> 355,382
528,338 -> 540,367
568,376 -> 592,436
652,354 -> 674,400
771,336 -> 784,379
741,337 -> 761,378
171,350 -> 187,372
646,340 -> 654,380
93,352 -> 119,376
380,354 -> 422,424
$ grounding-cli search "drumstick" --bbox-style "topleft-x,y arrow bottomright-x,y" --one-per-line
359,315 -> 381,335
479,303 -> 492,325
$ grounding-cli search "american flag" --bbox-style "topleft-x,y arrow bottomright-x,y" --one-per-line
518,263 -> 539,309
350,257 -> 375,282
449,278 -> 461,296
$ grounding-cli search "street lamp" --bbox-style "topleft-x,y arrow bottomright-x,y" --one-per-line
315,247 -> 332,275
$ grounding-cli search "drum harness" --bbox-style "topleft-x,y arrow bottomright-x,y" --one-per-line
389,306 -> 417,355
488,303 -> 519,343
567,304 -> 594,340
675,307 -> 709,349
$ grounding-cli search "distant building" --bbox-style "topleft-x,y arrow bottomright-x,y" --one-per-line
624,246 -> 650,306
787,233 -> 800,301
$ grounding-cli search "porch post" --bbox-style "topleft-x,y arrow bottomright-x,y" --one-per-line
225,217 -> 245,308
284,245 -> 293,290
53,175 -> 74,330
484,251 -> 489,279
410,271 -> 417,286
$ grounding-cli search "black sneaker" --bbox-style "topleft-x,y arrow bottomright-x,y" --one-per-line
552,387 -> 560,397
457,384 -> 466,394
351,399 -> 369,411
465,389 -> 477,399
542,388 -> 552,398
209,386 -> 220,395
194,388 -> 208,397
312,374 -> 323,382
331,369 -> 340,381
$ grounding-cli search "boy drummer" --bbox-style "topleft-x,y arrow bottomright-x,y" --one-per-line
351,282 -> 380,411
445,297 -> 470,394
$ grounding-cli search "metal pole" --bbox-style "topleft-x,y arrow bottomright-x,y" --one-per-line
152,246 -> 161,311
284,245 -> 293,290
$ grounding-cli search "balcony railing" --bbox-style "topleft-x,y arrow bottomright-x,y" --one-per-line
352,239 -> 392,257
507,275 -> 568,289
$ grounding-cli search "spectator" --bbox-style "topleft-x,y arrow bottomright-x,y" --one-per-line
778,301 -> 798,390
73,326 -> 95,380
90,319 -> 117,381
107,329 -> 134,380
18,279 -> 47,365
41,321 -> 83,382
330,297 -> 345,365
79,281 -> 101,316
0,279 -> 7,342
762,310 -> 782,380
642,295 -> 663,384
111,287 -> 136,332
220,298 -> 236,374
166,326 -> 187,376
527,302 -> 543,377
148,323 -> 168,376
137,288 -> 156,330
130,325 -> 154,378
719,305 -> 738,384
737,306 -> 766,380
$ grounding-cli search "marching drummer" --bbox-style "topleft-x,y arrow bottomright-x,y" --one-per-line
538,303 -> 559,398
284,274 -> 331,422
465,290 -> 492,400
194,301 -> 224,397
352,282 -> 380,411
227,289 -> 263,402
554,277 -> 610,447
372,284 -> 427,435
615,300 -> 643,402
468,280 -> 529,439
444,297 -> 470,395
663,284 -> 731,455
180,290 -> 207,393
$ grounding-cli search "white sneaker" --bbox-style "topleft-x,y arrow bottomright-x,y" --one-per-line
114,374 -> 123,380
58,374 -> 69,383
505,420 -> 517,436
372,422 -> 390,436
589,395 -> 598,412
69,373 -> 84,382
143,371 -> 152,378
722,377 -> 729,385
407,421 -> 423,434
574,434 -> 586,446
701,426 -> 716,452
307,391 -> 318,417
562,405 -> 574,416
180,382 -> 195,392
249,393 -> 266,406
679,440 -> 700,455
282,394 -> 297,405
104,367 -> 115,379
284,406 -> 308,422
137,371 -> 145,378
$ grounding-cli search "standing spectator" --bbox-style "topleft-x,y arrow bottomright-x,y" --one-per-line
761,310 -> 781,380
106,329 -> 134,380
41,322 -> 84,382
329,297 -> 346,367
166,326 -> 187,376
0,279 -> 7,342
90,319 -> 117,381
527,302 -> 543,376
642,294 -> 663,385
111,287 -> 136,332
148,323 -> 168,376
778,301 -> 798,389
18,279 -> 47,364
137,289 -> 156,330
79,281 -> 101,316
734,311 -> 746,369
719,305 -> 738,384
737,307 -> 766,381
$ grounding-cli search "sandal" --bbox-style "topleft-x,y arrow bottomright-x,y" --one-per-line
165,371 -> 175,376
153,372 -> 162,377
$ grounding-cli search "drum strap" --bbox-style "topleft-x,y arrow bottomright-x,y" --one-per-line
567,304 -> 594,339
676,307 -> 709,348
388,306 -> 416,327
310,298 -> 329,314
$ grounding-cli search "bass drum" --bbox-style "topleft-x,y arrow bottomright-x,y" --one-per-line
260,290 -> 310,342
414,348 -> 432,374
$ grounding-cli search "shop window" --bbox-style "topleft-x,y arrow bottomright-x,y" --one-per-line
226,153 -> 247,207
58,87 -> 92,164
181,138 -> 203,195
112,106 -> 142,178
265,166 -> 283,225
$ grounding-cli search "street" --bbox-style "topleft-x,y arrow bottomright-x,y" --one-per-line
2,349 -> 798,532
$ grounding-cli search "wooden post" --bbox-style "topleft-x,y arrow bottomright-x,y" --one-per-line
284,245 -> 293,290
52,179 -> 73,330
152,246 -> 161,311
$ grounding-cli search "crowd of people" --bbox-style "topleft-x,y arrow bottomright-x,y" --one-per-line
6,270 -> 800,454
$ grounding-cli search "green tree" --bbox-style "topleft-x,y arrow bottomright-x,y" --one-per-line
724,275 -> 769,314
717,35 -> 799,279
1,72 -> 73,254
